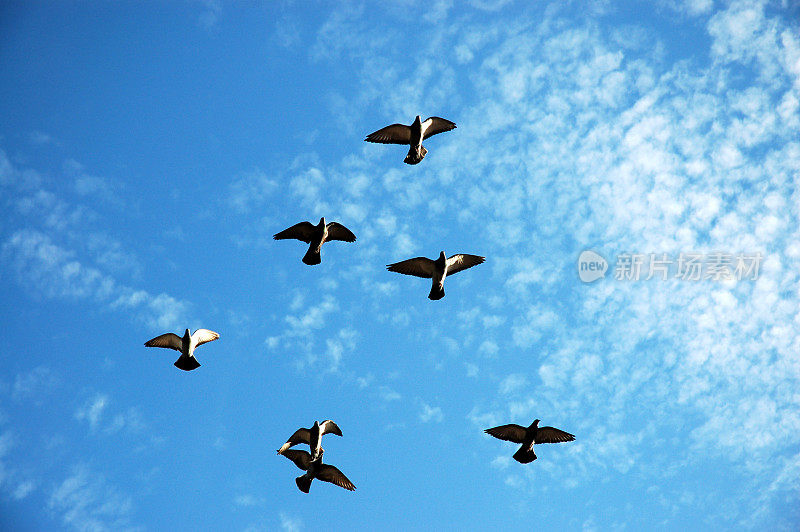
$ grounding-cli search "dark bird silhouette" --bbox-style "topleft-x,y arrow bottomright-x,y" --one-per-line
277,420 -> 343,458
387,251 -> 484,300
485,419 -> 575,463
365,115 -> 456,164
144,328 -> 219,371
282,449 -> 356,493
274,217 -> 356,265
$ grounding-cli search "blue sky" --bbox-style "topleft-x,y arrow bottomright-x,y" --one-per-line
1,0 -> 799,530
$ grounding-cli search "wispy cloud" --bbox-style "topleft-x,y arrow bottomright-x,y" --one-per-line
48,465 -> 136,532
279,512 -> 303,532
4,229 -> 189,330
75,394 -> 108,431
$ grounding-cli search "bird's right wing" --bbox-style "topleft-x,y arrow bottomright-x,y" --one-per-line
325,223 -> 356,243
421,117 -> 457,139
273,222 -> 316,243
365,124 -> 412,144
277,428 -> 312,454
386,257 -> 436,278
282,449 -> 312,471
484,424 -> 527,443
192,329 -> 219,347
319,420 -> 343,437
535,427 -> 576,444
317,464 -> 356,491
144,333 -> 183,352
445,254 -> 485,276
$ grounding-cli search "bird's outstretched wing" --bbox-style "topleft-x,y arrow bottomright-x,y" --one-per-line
535,427 -> 575,444
445,254 -> 485,276
386,257 -> 436,278
277,428 -> 312,454
319,420 -> 343,437
365,124 -> 412,144
274,222 -> 316,243
144,333 -> 183,352
282,449 -> 312,471
421,117 -> 456,140
325,223 -> 356,243
317,464 -> 356,491
484,424 -> 527,444
192,329 -> 219,347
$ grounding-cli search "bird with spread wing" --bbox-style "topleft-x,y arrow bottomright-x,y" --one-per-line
365,115 -> 456,164
485,419 -> 575,463
387,251 -> 485,300
274,217 -> 356,265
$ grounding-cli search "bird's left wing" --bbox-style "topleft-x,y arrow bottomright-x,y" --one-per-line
277,428 -> 312,454
317,464 -> 356,491
192,329 -> 219,347
535,427 -> 576,444
387,257 -> 436,278
282,449 -> 312,471
144,333 -> 183,352
484,424 -> 527,443
273,222 -> 316,243
445,254 -> 485,276
365,124 -> 411,144
325,223 -> 356,243
421,117 -> 456,139
319,420 -> 343,437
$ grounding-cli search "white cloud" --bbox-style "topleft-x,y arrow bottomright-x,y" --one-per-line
12,366 -> 59,403
75,394 -> 108,431
419,402 -> 444,423
279,512 -> 303,532
48,465 -> 135,531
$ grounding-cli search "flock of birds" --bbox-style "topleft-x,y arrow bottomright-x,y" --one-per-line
143,115 -> 575,493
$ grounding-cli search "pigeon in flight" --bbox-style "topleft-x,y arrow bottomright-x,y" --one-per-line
387,251 -> 485,300
277,420 -> 343,458
144,328 -> 219,371
274,217 -> 356,265
484,419 -> 575,463
282,449 -> 356,493
365,115 -> 456,165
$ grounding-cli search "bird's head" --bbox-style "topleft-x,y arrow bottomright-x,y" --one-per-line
318,217 -> 326,226
439,251 -> 446,260
531,419 -> 540,429
313,420 -> 320,428
414,115 -> 422,125
184,328 -> 191,337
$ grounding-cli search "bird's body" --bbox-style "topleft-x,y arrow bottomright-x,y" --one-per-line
485,419 -> 575,463
144,328 -> 219,371
387,251 -> 485,300
282,449 -> 356,493
274,217 -> 356,265
277,420 -> 343,458
365,115 -> 456,165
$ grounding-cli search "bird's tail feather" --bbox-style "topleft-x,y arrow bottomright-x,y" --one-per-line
302,248 -> 321,265
296,475 -> 312,493
513,447 -> 537,464
428,284 -> 444,300
174,355 -> 201,371
404,145 -> 427,165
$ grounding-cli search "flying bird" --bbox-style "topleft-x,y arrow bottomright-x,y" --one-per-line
387,251 -> 485,300
484,419 -> 575,463
274,217 -> 356,265
282,449 -> 356,493
365,115 -> 456,164
144,328 -> 219,371
277,420 -> 343,458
